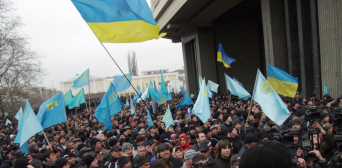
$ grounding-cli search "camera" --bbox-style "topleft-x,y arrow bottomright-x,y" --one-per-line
301,140 -> 317,162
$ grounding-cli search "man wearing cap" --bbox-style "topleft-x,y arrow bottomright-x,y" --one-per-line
122,143 -> 136,167
136,156 -> 150,168
228,127 -> 243,155
28,142 -> 39,159
221,114 -> 233,133
92,138 -> 109,164
238,134 -> 259,155
210,125 -> 219,139
75,147 -> 92,167
198,139 -> 215,164
104,146 -> 122,168
84,153 -> 99,168
182,149 -> 197,168
150,144 -> 183,168
291,118 -> 308,141
146,126 -> 158,141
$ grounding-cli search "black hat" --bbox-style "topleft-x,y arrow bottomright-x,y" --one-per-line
244,134 -> 259,144
73,138 -> 82,142
84,153 -> 97,167
110,146 -> 122,152
117,156 -> 130,168
109,138 -> 118,147
189,126 -> 196,131
210,125 -> 217,131
153,134 -> 160,141
199,139 -> 211,152
56,157 -> 68,168
146,125 -> 156,132
202,128 -> 211,135
91,138 -> 101,147
222,114 -> 230,121
137,156 -> 150,167
320,112 -> 329,121
77,147 -> 92,157
239,141 -> 292,168
14,158 -> 28,168
141,140 -> 152,147
157,144 -> 170,152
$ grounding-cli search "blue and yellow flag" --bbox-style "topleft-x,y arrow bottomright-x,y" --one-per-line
225,74 -> 251,100
233,77 -> 244,88
192,78 -> 211,123
267,64 -> 298,98
162,105 -> 174,127
176,89 -> 194,108
37,93 -> 67,129
14,107 -> 23,121
63,90 -> 73,107
71,0 -> 164,43
95,83 -> 123,123
253,70 -> 291,125
20,100 -> 43,153
146,107 -> 153,126
68,88 -> 86,109
71,69 -> 89,89
217,43 -> 236,68
113,72 -> 132,92
323,82 -> 329,95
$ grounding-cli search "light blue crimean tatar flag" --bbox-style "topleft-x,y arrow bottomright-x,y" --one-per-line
159,70 -> 169,99
162,105 -> 174,127
103,98 -> 113,133
176,89 -> 194,108
192,78 -> 211,123
14,107 -> 23,121
20,100 -> 43,153
112,72 -> 132,92
14,107 -> 24,144
208,80 -> 219,93
146,107 -> 153,126
37,92 -> 67,129
323,82 -> 329,95
63,90 -> 73,107
252,70 -> 291,126
233,77 -> 244,88
130,96 -> 135,116
132,88 -> 141,103
224,74 -> 251,100
68,88 -> 86,109
5,119 -> 11,126
71,69 -> 89,89
126,98 -> 129,107
95,83 -> 122,123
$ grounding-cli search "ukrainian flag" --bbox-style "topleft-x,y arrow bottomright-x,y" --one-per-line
267,64 -> 298,98
71,0 -> 164,43
217,43 -> 236,68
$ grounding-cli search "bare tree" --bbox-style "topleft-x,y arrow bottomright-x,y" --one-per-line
0,0 -> 45,114
127,50 -> 138,76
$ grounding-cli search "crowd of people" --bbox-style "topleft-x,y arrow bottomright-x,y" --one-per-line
0,91 -> 341,168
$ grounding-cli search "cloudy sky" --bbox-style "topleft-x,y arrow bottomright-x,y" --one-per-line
13,0 -> 184,90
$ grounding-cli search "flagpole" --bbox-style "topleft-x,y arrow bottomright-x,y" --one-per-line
42,130 -> 53,151
245,99 -> 253,134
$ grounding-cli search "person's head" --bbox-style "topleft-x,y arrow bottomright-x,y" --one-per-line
116,156 -> 131,168
136,156 -> 150,168
172,147 -> 183,160
110,146 -> 122,159
192,154 -> 207,166
170,134 -> 178,145
198,140 -> 212,158
44,151 -> 56,163
195,132 -> 206,144
122,143 -> 133,158
84,153 -> 98,168
217,139 -> 232,159
239,141 -> 292,168
56,157 -> 70,168
184,149 -> 197,166
157,144 -> 170,159
244,134 -> 259,148
92,139 -> 103,151
155,158 -> 173,168
137,145 -> 146,157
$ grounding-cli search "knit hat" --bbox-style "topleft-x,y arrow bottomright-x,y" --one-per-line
323,123 -> 333,132
109,138 -> 118,147
239,141 -> 292,168
184,149 -> 197,160
137,156 -> 150,167
244,134 -> 259,144
222,114 -> 230,122
56,157 -> 68,168
91,138 -> 101,147
153,134 -> 160,141
116,156 -> 130,168
202,128 -> 211,135
122,143 -> 133,152
14,158 -> 28,168
28,142 -> 37,152
84,153 -> 97,167
230,154 -> 241,167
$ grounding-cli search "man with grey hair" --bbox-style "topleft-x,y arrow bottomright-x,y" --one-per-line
182,149 -> 197,168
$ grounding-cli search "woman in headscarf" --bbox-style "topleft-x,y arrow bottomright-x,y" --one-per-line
178,134 -> 191,152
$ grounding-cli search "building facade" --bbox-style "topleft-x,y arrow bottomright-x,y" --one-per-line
151,0 -> 342,98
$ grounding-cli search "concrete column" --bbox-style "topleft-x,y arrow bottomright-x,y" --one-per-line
182,30 -> 198,95
261,0 -> 288,71
93,81 -> 96,94
317,0 -> 342,98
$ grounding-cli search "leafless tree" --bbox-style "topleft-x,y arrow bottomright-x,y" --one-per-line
127,50 -> 138,76
0,0 -> 46,114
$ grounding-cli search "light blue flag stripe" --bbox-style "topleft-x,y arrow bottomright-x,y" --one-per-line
151,100 -> 156,113
162,105 -> 174,127
68,88 -> 86,109
113,72 -> 132,92
126,98 -> 129,107
323,82 -> 329,95
233,77 -> 244,88
192,78 -> 211,123
14,107 -> 23,121
132,88 -> 141,103
72,69 -> 89,89
252,70 -> 291,126
37,92 -> 67,129
63,90 -> 73,106
14,107 -> 24,143
103,98 -> 113,133
21,100 -> 43,153
224,74 -> 251,100
159,71 -> 168,99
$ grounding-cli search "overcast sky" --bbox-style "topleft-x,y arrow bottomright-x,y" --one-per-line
13,0 -> 184,90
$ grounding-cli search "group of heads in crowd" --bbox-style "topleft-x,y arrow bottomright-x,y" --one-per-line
0,91 -> 341,168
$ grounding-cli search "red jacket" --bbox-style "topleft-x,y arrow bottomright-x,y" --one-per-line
178,134 -> 191,151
